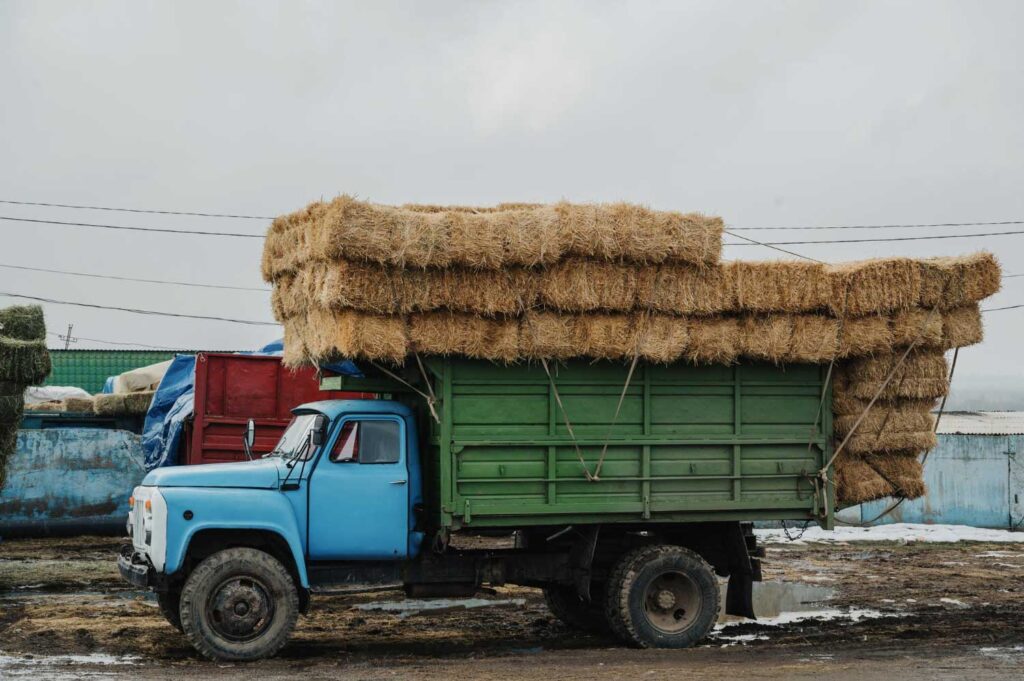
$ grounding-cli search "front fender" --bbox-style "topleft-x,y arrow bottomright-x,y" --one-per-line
159,487 -> 309,588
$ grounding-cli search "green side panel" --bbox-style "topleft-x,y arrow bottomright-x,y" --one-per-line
46,349 -> 215,393
427,358 -> 833,530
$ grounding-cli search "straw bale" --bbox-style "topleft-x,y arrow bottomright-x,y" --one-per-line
0,338 -> 51,385
637,264 -> 735,315
262,196 -> 724,278
827,258 -> 921,316
0,305 -> 46,341
634,315 -> 690,364
834,452 -> 892,505
738,316 -> 793,363
686,317 -> 740,364
834,350 -> 949,401
0,395 -> 24,422
410,313 -> 520,361
834,406 -> 936,454
63,396 -> 96,413
93,391 -> 155,416
789,316 -> 842,363
732,261 -> 829,313
539,261 -> 638,312
941,304 -> 984,348
26,400 -> 65,413
838,315 -> 893,357
520,313 -> 580,360
919,253 -> 1001,309
285,309 -> 410,365
832,395 -> 936,417
889,309 -> 944,348
862,453 -> 927,500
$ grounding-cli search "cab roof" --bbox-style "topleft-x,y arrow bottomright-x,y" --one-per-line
293,399 -> 413,421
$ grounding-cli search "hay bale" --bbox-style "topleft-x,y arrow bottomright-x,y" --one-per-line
26,400 -> 65,413
828,258 -> 921,316
862,453 -> 927,500
685,317 -> 740,365
834,452 -> 893,505
732,260 -> 829,313
93,391 -> 153,416
0,305 -> 46,341
941,304 -> 984,348
0,337 -> 51,384
0,395 -> 25,423
835,350 -> 949,401
410,313 -> 521,361
63,396 -> 96,413
262,196 -> 724,278
919,252 -> 1001,309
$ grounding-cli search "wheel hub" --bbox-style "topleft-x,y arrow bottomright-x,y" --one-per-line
643,570 -> 701,634
208,577 -> 274,642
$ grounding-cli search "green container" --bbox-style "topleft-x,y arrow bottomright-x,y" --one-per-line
323,358 -> 835,532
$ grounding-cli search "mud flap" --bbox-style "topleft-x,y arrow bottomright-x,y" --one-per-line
723,522 -> 760,619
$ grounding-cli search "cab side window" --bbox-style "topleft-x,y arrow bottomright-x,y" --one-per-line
329,420 -> 400,464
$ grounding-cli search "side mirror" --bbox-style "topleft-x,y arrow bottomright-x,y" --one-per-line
242,418 -> 256,460
311,414 -> 328,447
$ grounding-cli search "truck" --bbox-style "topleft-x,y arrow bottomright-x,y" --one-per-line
119,357 -> 834,661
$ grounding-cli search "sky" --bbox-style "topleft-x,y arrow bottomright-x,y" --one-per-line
1,1 -> 1022,407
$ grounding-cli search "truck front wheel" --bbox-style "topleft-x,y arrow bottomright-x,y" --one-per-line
543,584 -> 609,634
179,547 -> 299,661
605,545 -> 720,649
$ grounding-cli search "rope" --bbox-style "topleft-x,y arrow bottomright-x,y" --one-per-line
368,358 -> 441,424
540,358 -> 596,481
591,354 -> 640,481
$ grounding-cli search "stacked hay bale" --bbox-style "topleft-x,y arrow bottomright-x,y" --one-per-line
0,305 -> 52,491
263,196 -> 1001,507
93,390 -> 155,416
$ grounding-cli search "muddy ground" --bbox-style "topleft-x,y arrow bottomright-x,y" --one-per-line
1,535 -> 1022,679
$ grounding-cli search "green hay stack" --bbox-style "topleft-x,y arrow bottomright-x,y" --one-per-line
0,304 -> 51,491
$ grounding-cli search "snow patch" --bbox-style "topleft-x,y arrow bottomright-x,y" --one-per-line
757,523 -> 1024,545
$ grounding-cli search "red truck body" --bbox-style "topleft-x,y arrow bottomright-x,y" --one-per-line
184,353 -> 371,465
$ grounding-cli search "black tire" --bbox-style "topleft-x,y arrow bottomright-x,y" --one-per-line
604,544 -> 720,649
157,589 -> 183,632
179,548 -> 299,661
543,583 -> 609,634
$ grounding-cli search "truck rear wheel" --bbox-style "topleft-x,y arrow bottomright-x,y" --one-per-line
543,584 -> 609,633
179,547 -> 299,661
157,589 -> 183,632
605,544 -> 720,649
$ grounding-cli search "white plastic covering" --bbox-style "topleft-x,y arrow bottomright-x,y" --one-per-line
23,385 -> 91,404
113,360 -> 172,394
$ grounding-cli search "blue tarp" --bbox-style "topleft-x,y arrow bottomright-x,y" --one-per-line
139,338 -> 361,470
141,355 -> 196,470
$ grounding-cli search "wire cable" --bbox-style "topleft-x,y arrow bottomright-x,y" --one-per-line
0,291 -> 279,326
723,229 -> 1024,247
722,230 -> 824,263
0,199 -> 273,220
0,215 -> 265,238
0,263 -> 270,292
44,331 -> 180,351
730,219 -> 1024,231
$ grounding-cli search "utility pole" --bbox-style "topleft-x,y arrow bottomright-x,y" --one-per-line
59,323 -> 78,350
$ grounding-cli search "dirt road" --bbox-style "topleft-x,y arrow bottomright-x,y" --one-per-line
1,535 -> 1022,679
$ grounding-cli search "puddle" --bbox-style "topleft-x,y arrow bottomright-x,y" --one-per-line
0,653 -> 138,680
355,597 -> 527,619
718,581 -> 836,623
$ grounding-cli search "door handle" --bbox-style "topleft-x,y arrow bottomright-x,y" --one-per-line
390,479 -> 407,485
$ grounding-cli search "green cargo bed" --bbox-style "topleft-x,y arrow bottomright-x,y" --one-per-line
324,358 -> 835,531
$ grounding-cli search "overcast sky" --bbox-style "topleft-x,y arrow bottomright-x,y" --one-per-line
1,1 -> 1022,404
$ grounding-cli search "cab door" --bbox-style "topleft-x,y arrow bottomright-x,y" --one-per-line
307,416 -> 410,560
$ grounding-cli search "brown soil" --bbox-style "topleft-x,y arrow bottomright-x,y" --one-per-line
1,535 -> 1022,679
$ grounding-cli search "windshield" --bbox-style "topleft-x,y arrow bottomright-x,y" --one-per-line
264,413 -> 320,462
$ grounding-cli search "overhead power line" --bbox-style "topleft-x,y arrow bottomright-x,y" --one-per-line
723,229 -> 1024,247
722,230 -> 823,263
0,262 -> 270,292
0,199 -> 274,220
981,304 -> 1024,313
0,291 -> 279,326
45,331 -> 179,351
730,219 -> 1024,231
0,215 -> 265,238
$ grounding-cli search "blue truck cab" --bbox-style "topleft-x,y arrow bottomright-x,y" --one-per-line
120,399 -> 426,660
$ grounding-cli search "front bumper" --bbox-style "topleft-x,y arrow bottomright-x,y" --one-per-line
118,544 -> 155,588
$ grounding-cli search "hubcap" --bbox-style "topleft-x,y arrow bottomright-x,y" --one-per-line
207,577 -> 274,642
643,571 -> 701,634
